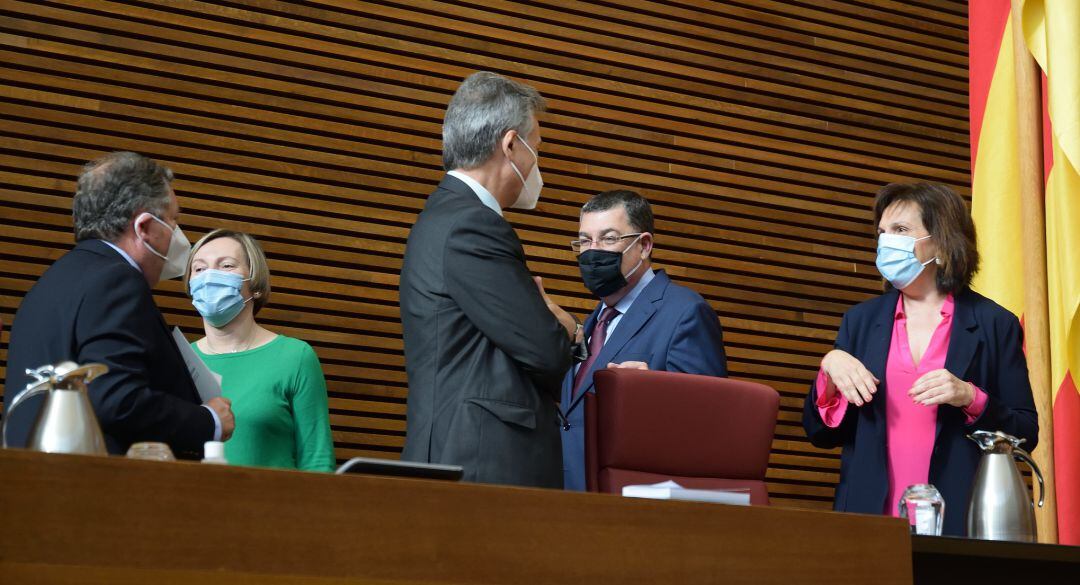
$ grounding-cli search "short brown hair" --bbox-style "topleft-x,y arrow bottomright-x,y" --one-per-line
185,229 -> 271,314
581,190 -> 655,234
873,182 -> 979,294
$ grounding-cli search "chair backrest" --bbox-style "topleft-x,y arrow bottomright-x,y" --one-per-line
585,369 -> 779,505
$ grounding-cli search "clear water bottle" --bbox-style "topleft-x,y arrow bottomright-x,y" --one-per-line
899,483 -> 945,535
126,442 -> 175,462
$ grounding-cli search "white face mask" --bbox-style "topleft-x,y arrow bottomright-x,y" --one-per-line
508,135 -> 543,210
137,212 -> 191,281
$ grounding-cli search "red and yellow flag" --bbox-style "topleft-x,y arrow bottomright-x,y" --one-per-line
970,0 -> 1080,544
1022,0 -> 1080,546
970,0 -> 1023,315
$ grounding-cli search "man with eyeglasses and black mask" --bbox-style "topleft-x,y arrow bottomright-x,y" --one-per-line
560,189 -> 729,491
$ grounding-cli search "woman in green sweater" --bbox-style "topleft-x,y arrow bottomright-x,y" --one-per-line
184,229 -> 335,472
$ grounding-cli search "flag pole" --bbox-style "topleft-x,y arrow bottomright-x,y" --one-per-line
1010,0 -> 1056,544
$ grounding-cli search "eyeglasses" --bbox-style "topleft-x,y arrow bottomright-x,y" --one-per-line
570,233 -> 642,254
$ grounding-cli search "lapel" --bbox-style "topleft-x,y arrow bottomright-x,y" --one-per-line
937,288 -> 981,441
562,304 -> 602,406
564,271 -> 668,416
943,289 -> 980,380
866,289 -> 898,446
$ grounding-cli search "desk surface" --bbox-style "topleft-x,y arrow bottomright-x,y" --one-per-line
913,534 -> 1080,562
911,534 -> 1080,585
1,449 -> 912,584
11,450 -> 1079,584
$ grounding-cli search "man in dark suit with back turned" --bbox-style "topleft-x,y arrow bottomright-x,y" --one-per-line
400,72 -> 577,487
4,152 -> 234,458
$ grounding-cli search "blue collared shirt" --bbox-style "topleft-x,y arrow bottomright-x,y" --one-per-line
572,268 -> 655,378
447,170 -> 502,216
100,239 -> 141,272
601,267 -> 655,342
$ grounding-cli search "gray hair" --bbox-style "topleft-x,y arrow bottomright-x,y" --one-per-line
72,152 -> 174,242
442,71 -> 546,171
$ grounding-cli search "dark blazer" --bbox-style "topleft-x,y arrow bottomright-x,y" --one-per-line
802,288 -> 1038,536
4,240 -> 214,457
560,270 -> 728,490
399,175 -> 571,488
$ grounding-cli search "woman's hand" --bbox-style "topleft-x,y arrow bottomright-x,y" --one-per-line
821,349 -> 879,407
909,369 -> 974,408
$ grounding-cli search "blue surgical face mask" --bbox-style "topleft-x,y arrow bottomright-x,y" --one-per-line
876,233 -> 936,290
189,269 -> 253,328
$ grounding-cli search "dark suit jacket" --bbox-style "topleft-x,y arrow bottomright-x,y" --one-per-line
4,240 -> 214,457
399,175 -> 571,488
560,270 -> 728,490
802,288 -> 1038,536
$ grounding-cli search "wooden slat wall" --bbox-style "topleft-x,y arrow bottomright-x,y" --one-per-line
0,0 -> 969,509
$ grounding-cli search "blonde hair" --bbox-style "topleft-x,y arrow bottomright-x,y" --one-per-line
185,229 -> 271,314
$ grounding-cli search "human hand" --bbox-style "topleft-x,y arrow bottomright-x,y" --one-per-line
909,369 -> 974,408
533,276 -> 555,306
205,396 -> 235,441
607,361 -> 649,370
533,276 -> 576,337
821,349 -> 879,406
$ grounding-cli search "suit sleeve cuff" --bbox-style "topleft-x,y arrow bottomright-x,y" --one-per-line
202,404 -> 223,441
815,368 -> 847,428
963,384 -> 989,425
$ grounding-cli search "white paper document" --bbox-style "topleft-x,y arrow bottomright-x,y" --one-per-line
621,480 -> 751,506
171,327 -> 222,402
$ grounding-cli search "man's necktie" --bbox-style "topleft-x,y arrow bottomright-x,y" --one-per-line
571,306 -> 620,398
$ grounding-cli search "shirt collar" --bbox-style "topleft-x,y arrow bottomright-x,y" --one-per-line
447,170 -> 502,216
604,268 -> 655,315
100,240 -> 142,273
894,292 -> 954,319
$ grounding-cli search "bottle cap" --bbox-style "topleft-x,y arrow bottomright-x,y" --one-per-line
203,440 -> 226,460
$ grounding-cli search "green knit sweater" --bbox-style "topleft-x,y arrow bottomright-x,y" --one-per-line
193,335 -> 335,472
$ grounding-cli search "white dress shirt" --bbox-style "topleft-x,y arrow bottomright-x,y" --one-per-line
448,170 -> 502,216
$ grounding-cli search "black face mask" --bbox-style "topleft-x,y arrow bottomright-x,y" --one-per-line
577,236 -> 644,298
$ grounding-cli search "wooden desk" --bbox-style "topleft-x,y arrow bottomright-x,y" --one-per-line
912,535 -> 1080,584
0,449 -> 911,584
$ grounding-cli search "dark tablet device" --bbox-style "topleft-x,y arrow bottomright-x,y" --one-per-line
335,456 -> 464,481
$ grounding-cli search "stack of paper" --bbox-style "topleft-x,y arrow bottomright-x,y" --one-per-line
171,327 -> 223,401
621,480 -> 751,505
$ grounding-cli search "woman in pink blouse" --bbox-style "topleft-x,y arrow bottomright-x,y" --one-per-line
802,183 -> 1038,536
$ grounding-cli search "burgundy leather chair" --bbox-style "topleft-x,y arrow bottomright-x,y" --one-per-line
585,369 -> 779,505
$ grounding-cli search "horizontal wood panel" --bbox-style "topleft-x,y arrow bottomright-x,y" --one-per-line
0,450 -> 915,583
0,0 -> 969,509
